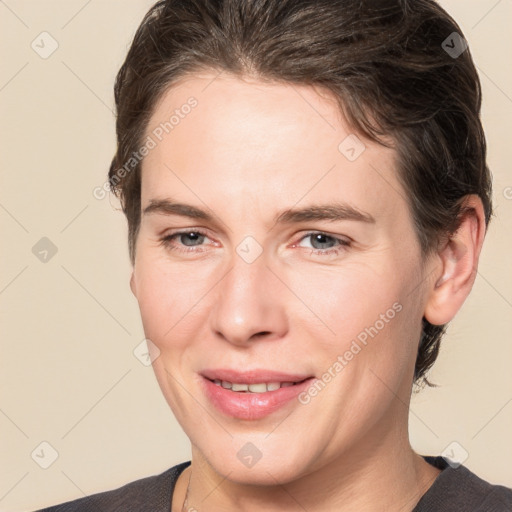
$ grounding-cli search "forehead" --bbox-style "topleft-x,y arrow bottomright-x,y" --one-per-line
141,72 -> 408,228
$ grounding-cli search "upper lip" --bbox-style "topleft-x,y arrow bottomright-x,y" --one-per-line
201,368 -> 313,384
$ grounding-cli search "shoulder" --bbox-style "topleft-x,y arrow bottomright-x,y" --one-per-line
415,456 -> 512,512
34,461 -> 191,512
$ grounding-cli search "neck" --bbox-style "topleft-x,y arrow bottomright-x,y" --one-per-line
178,405 -> 440,512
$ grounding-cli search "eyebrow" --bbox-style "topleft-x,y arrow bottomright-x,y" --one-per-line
275,203 -> 375,225
143,199 -> 375,225
143,199 -> 213,220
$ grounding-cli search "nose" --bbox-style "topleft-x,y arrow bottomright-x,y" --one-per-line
208,248 -> 288,347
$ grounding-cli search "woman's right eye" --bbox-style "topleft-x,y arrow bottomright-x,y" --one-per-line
160,230 -> 211,253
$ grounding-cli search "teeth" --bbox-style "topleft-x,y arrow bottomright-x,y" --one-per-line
212,380 -> 299,393
248,383 -> 267,393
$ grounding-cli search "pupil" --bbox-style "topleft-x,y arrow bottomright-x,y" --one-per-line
312,233 -> 332,249
183,232 -> 202,246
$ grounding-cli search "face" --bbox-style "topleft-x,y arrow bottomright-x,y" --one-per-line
131,72 -> 431,484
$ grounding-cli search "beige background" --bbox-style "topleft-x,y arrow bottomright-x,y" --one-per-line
0,1 -> 511,510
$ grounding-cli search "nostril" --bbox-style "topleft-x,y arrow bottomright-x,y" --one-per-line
251,331 -> 271,340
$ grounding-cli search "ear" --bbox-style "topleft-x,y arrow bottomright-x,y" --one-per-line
130,271 -> 137,297
424,195 -> 487,326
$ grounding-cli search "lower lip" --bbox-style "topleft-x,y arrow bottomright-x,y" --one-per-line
201,377 -> 314,420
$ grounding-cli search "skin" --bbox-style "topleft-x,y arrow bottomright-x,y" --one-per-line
129,71 -> 486,511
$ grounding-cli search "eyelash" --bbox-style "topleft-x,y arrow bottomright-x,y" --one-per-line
159,230 -> 351,257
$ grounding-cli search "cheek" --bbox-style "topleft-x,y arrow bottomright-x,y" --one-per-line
288,262 -> 401,341
291,265 -> 419,430
287,259 -> 420,386
133,249 -> 215,344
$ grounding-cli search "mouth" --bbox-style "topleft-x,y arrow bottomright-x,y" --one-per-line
200,369 -> 315,420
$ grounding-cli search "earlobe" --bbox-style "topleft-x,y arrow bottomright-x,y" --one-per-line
424,195 -> 486,326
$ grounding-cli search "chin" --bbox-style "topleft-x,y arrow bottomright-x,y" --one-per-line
193,435 -> 317,486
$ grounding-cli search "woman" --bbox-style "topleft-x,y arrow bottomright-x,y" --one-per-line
37,0 -> 512,510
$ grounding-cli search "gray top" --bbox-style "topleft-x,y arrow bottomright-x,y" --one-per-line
35,457 -> 512,511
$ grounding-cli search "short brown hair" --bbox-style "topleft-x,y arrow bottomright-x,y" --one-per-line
109,0 -> 492,385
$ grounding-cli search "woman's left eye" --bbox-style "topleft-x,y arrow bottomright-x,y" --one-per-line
296,232 -> 351,256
